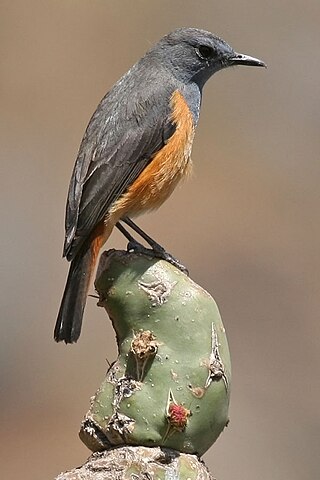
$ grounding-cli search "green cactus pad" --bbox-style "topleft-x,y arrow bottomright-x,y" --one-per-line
80,250 -> 231,456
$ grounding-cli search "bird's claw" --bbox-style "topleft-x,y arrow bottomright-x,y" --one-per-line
126,241 -> 189,276
155,250 -> 189,276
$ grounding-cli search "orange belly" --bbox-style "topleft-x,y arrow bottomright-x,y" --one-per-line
106,89 -> 195,230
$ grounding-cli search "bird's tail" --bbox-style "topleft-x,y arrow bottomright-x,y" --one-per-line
54,235 -> 102,343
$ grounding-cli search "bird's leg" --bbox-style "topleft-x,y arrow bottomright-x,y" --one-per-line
116,221 -> 155,255
116,221 -> 162,260
116,221 -> 138,245
117,217 -> 189,275
121,217 -> 165,253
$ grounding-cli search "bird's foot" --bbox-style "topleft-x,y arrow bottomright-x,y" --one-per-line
127,240 -> 189,276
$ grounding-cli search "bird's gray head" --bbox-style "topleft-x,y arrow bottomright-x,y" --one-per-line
149,27 -> 266,88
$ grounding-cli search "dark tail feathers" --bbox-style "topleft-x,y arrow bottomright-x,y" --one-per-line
54,247 -> 94,343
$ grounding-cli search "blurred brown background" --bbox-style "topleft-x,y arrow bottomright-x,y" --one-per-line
1,1 -> 319,479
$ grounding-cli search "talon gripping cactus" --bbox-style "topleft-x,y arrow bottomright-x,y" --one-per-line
80,250 -> 231,456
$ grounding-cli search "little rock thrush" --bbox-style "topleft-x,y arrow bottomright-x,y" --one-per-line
55,27 -> 265,344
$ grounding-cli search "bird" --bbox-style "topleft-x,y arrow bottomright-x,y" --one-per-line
54,27 -> 265,344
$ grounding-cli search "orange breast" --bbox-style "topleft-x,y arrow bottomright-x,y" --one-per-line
107,89 -> 195,225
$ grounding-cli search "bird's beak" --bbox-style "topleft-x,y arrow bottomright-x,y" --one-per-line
229,52 -> 266,68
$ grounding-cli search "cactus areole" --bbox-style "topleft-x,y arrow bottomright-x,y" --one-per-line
80,250 -> 231,456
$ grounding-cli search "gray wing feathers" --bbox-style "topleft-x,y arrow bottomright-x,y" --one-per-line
63,60 -> 177,260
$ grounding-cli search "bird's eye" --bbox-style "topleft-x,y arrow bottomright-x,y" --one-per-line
197,45 -> 216,60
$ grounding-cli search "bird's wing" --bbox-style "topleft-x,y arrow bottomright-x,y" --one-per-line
63,82 -> 176,261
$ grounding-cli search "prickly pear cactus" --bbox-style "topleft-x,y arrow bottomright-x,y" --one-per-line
80,250 -> 231,456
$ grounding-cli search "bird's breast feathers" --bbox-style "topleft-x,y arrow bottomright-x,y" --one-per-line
108,89 -> 195,221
